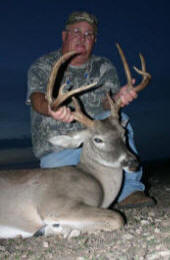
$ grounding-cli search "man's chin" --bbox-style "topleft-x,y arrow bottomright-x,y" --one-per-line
74,52 -> 87,60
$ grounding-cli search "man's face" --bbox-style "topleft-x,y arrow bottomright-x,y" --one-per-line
62,21 -> 96,65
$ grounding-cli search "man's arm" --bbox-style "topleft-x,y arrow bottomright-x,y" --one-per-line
30,92 -> 74,123
31,92 -> 49,116
27,57 -> 74,123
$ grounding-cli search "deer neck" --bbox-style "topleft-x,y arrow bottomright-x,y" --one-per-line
78,148 -> 123,208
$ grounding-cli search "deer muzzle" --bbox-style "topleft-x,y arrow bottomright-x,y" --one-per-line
121,154 -> 139,172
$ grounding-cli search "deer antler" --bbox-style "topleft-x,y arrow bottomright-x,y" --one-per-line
115,43 -> 151,106
46,51 -> 97,111
72,97 -> 95,128
106,93 -> 120,119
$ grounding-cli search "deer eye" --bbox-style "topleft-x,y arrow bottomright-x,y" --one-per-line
94,138 -> 103,143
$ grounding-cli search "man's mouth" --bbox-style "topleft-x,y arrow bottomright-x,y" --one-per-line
75,44 -> 86,53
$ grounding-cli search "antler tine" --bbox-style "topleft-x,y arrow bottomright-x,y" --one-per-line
45,50 -> 98,111
116,43 -> 134,90
72,97 -> 95,128
115,43 -> 151,106
133,53 -> 151,92
46,51 -> 77,106
51,81 -> 97,111
106,93 -> 120,119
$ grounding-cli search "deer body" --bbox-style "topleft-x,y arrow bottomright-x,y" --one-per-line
0,45 -> 151,239
0,116 -> 136,239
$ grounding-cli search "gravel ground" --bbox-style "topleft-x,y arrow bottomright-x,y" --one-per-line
0,161 -> 170,260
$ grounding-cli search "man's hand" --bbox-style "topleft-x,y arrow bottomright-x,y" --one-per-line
48,106 -> 74,123
114,79 -> 137,107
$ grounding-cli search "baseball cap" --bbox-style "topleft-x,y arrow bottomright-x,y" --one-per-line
65,11 -> 98,35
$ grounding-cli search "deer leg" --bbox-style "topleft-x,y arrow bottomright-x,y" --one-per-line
0,207 -> 44,239
42,203 -> 124,238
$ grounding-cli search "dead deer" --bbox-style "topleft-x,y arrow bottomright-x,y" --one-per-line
0,44 -> 151,239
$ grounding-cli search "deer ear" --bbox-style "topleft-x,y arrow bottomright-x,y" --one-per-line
49,129 -> 89,148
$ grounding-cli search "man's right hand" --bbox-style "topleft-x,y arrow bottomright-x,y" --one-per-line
30,92 -> 74,123
48,106 -> 74,123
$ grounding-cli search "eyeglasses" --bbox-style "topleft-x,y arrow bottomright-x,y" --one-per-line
66,28 -> 95,41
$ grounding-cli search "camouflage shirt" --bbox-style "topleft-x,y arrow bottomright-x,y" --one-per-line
26,49 -> 120,158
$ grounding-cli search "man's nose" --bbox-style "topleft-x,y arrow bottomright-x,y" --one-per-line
78,32 -> 86,40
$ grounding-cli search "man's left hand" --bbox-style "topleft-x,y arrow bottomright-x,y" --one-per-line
114,79 -> 137,107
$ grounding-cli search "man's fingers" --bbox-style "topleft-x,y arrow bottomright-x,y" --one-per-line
58,106 -> 67,119
54,106 -> 74,122
132,78 -> 136,85
129,89 -> 138,99
62,107 -> 74,122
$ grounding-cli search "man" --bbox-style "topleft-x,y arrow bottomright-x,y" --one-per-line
26,11 -> 155,208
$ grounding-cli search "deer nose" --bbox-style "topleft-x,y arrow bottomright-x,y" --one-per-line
127,157 -> 139,172
122,156 -> 139,172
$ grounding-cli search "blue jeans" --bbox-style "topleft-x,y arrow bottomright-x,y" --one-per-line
40,112 -> 144,201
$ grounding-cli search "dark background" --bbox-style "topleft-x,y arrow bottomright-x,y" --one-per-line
1,0 -> 170,163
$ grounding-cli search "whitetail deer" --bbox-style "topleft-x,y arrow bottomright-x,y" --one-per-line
0,44 -> 151,239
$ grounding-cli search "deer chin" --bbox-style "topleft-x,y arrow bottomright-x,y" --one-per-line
97,153 -> 139,172
96,156 -> 125,169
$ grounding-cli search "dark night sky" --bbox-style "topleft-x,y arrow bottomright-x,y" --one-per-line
1,0 -> 170,162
